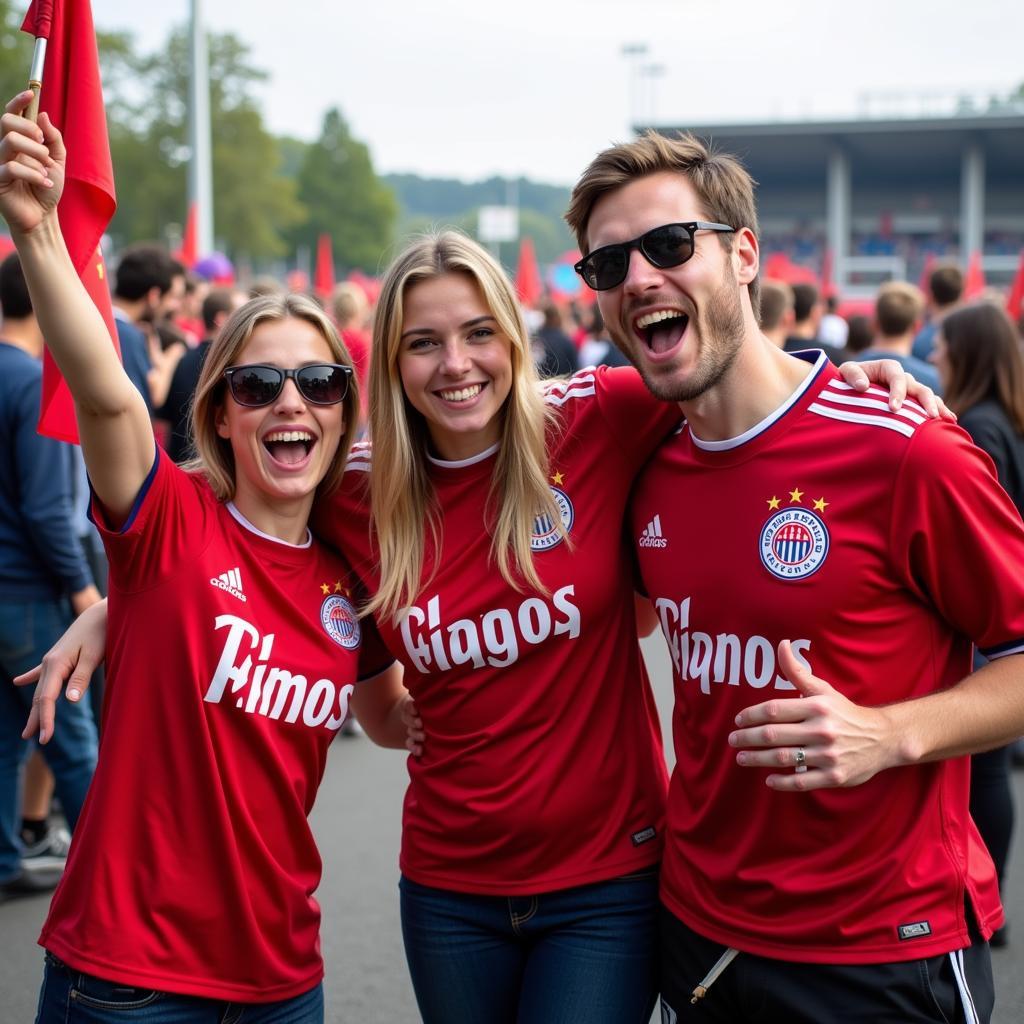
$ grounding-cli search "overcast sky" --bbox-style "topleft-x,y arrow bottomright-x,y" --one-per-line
89,0 -> 1023,187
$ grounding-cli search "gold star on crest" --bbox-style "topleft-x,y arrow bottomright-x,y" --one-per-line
813,497 -> 829,512
789,488 -> 804,503
767,496 -> 781,510
320,583 -> 331,595
333,581 -> 344,593
551,471 -> 565,485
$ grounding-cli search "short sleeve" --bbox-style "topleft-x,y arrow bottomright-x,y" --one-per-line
92,447 -> 214,592
356,611 -> 395,681
586,365 -> 682,468
890,420 -> 1024,659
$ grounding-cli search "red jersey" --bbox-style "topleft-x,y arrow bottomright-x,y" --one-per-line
316,367 -> 679,894
40,450 -> 392,1001
341,327 -> 370,422
631,353 -> 1024,963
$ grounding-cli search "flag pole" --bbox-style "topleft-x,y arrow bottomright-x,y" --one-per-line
189,0 -> 214,256
26,36 -> 47,122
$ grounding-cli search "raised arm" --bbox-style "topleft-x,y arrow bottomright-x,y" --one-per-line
0,92 -> 153,523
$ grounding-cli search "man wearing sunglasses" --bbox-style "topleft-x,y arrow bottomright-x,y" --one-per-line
566,132 -> 1024,1023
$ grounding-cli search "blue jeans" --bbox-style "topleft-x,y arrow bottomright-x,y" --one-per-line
0,598 -> 99,881
36,953 -> 324,1023
399,869 -> 660,1024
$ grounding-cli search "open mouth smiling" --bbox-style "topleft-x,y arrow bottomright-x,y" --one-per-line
634,308 -> 690,354
436,383 -> 486,403
262,429 -> 316,466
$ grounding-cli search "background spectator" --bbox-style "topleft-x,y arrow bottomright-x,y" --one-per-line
855,281 -> 941,393
0,254 -> 100,899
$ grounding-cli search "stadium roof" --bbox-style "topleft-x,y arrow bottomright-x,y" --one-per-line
640,113 -> 1024,186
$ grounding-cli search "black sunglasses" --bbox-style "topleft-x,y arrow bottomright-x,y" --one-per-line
223,363 -> 353,407
575,221 -> 734,291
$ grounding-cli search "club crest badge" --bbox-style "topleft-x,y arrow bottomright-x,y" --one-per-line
321,595 -> 361,649
759,507 -> 829,580
531,486 -> 574,551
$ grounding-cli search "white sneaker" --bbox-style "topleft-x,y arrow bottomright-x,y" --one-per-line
21,826 -> 71,873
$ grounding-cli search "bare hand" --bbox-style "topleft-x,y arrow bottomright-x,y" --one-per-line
836,359 -> 955,421
14,598 -> 108,744
727,640 -> 900,790
400,695 -> 425,757
0,92 -> 65,234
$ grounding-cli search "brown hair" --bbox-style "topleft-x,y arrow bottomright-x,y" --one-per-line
565,130 -> 761,314
875,281 -> 924,337
928,264 -> 963,306
758,279 -> 794,332
940,302 -> 1024,432
185,293 -> 359,499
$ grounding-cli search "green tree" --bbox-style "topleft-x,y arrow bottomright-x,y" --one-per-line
98,27 -> 303,262
385,172 -> 575,266
0,1 -> 32,105
291,108 -> 397,273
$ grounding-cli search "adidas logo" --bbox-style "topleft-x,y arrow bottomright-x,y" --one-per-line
210,566 -> 247,602
638,514 -> 668,549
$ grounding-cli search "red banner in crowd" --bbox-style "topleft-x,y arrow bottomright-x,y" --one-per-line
514,236 -> 543,308
1006,250 -> 1024,324
22,0 -> 118,443
314,233 -> 335,299
963,250 -> 986,300
176,201 -> 198,269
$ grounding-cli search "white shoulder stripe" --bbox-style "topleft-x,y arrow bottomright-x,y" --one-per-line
826,381 -> 928,418
546,384 -> 597,407
544,371 -> 596,397
815,389 -> 928,425
345,443 -> 372,473
808,402 -> 916,438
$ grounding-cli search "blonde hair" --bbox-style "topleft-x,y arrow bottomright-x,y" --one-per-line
566,131 -> 761,315
185,293 -> 359,500
365,231 -> 561,620
330,281 -> 368,329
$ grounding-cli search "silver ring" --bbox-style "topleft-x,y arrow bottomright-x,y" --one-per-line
794,747 -> 806,768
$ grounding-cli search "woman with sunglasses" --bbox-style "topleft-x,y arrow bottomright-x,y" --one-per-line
0,93 -> 405,1022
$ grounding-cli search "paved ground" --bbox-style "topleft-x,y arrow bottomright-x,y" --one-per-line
2,633 -> 1022,1022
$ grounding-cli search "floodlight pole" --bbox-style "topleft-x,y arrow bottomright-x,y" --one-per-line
640,63 -> 665,124
621,43 -> 649,132
189,0 -> 214,256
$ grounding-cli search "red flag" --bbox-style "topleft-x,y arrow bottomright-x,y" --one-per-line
175,201 -> 198,269
1005,250 -> 1024,324
963,250 -> 986,300
22,0 -> 118,443
514,236 -> 543,308
314,233 -> 335,298
819,249 -> 834,300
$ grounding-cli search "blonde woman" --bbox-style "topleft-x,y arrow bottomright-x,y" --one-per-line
0,92 -> 405,1023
